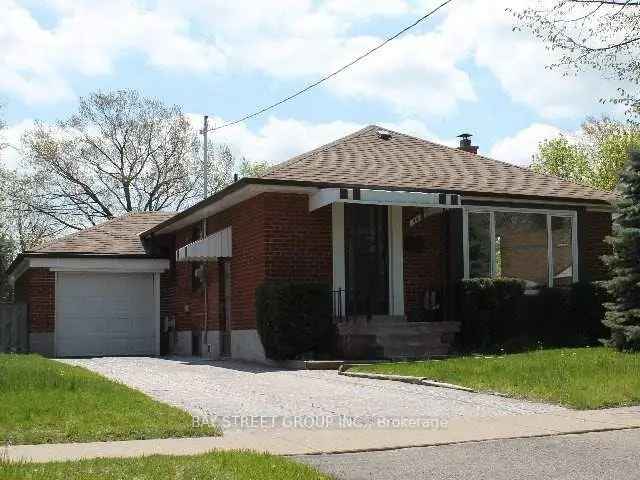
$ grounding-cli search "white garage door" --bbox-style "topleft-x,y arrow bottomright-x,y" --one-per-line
56,272 -> 157,357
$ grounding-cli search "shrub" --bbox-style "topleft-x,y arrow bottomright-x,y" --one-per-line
459,278 -> 609,353
255,281 -> 335,360
569,281 -> 610,343
459,277 -> 525,351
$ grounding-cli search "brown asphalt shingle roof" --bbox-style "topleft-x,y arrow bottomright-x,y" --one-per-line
261,125 -> 615,204
30,212 -> 175,256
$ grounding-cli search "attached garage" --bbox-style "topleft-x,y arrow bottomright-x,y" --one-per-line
8,212 -> 173,358
56,272 -> 157,357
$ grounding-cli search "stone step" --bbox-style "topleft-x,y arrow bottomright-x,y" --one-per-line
337,321 -> 460,360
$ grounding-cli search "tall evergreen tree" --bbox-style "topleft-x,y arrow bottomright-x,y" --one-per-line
603,150 -> 640,351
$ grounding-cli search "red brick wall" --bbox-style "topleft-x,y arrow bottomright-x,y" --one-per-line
172,208 -> 233,332
582,210 -> 612,281
403,208 -> 444,319
160,271 -> 175,324
229,193 -> 332,330
228,194 -> 266,330
165,192 -> 332,333
263,193 -> 332,283
14,268 -> 55,333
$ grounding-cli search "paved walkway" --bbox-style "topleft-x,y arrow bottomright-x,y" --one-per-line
60,356 -> 565,428
5,408 -> 640,463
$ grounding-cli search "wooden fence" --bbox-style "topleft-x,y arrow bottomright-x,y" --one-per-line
0,303 -> 28,353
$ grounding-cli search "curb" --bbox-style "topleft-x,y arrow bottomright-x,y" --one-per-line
294,425 -> 640,457
338,369 -> 475,392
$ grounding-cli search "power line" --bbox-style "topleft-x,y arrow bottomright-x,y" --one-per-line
206,0 -> 455,133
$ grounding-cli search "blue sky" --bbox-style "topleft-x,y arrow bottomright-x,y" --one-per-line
0,0 -> 623,170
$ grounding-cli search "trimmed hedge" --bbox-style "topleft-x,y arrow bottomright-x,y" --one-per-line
459,278 -> 609,353
459,278 -> 525,351
255,281 -> 335,360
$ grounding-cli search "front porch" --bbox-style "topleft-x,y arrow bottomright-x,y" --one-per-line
317,187 -> 581,360
318,188 -> 465,360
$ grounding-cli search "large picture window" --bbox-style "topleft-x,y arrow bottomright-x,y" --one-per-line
464,209 -> 576,288
495,212 -> 548,288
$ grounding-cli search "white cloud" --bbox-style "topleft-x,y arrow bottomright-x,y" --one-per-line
437,0 -> 623,119
327,34 -> 476,116
0,0 -> 626,121
211,0 -> 620,119
186,114 -> 448,166
0,0 -> 226,104
192,116 -> 363,165
489,123 -> 563,167
0,118 -> 33,170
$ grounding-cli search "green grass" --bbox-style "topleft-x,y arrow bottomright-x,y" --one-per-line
0,354 -> 219,445
349,347 -> 640,409
0,451 -> 331,480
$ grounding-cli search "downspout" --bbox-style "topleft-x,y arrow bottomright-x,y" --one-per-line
201,115 -> 209,356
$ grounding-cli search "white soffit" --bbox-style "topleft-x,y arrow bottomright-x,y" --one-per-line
9,257 -> 170,284
154,184 -> 318,235
176,227 -> 232,262
309,188 -> 461,211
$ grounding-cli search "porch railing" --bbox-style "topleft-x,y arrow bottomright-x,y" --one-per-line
332,288 -> 346,322
332,288 -> 376,322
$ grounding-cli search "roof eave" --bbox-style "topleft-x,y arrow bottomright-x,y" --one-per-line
141,177 -> 613,238
6,252 -> 166,276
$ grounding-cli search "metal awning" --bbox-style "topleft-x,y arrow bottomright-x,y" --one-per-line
309,188 -> 461,211
176,227 -> 232,262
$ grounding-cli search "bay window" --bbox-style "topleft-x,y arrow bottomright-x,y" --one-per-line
463,208 -> 577,288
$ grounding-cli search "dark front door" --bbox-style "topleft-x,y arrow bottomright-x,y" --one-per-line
345,204 -> 389,317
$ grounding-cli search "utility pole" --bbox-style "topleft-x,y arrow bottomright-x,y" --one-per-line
200,115 -> 209,355
201,115 -> 209,199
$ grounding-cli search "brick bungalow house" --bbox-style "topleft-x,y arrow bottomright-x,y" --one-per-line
8,125 -> 615,360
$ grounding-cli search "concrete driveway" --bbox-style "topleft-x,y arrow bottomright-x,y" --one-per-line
61,356 -> 565,431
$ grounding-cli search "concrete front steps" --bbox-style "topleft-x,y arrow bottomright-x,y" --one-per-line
337,317 -> 460,360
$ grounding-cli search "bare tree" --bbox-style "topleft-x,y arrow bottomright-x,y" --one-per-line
0,103 -> 6,155
512,1 -> 640,115
204,143 -> 235,193
239,158 -> 270,178
18,89 -> 230,231
0,170 -> 58,250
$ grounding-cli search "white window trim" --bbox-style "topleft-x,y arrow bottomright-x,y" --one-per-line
463,206 -> 579,286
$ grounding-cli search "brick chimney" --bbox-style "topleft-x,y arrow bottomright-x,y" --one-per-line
457,133 -> 478,154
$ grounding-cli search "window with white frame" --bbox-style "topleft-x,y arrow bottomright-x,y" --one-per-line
464,208 -> 578,288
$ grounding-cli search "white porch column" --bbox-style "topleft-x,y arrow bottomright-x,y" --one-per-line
388,206 -> 405,316
332,203 -> 346,312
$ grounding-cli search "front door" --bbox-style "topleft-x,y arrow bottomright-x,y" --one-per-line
219,259 -> 232,357
345,204 -> 389,317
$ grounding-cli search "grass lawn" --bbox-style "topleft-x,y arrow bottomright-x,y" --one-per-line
0,451 -> 330,480
0,354 -> 219,445
348,347 -> 640,409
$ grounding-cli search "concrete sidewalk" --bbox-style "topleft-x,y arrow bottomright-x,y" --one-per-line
5,408 -> 640,463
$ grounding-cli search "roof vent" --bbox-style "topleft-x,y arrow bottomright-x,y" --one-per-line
457,133 -> 478,154
377,129 -> 392,140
